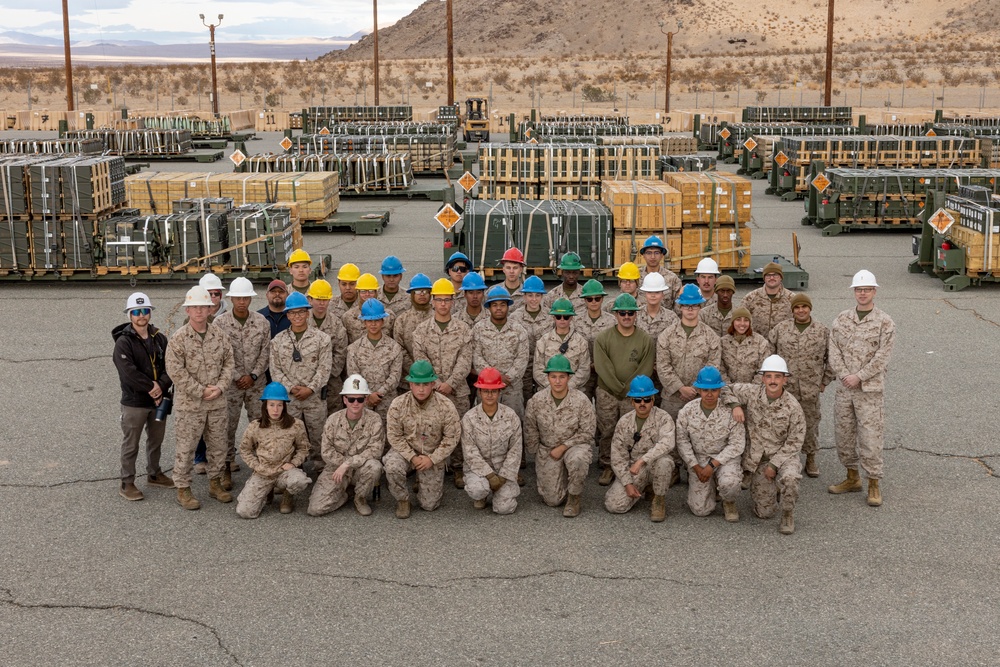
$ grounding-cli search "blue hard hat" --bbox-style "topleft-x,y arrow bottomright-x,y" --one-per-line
407,273 -> 433,292
521,275 -> 546,294
676,283 -> 706,306
380,255 -> 405,275
627,375 -> 659,398
641,235 -> 666,253
446,251 -> 472,270
485,285 -> 513,305
462,271 -> 487,291
692,366 -> 726,390
283,291 -> 311,311
360,299 -> 388,320
260,382 -> 290,402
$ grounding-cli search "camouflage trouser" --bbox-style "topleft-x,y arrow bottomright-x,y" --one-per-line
464,472 -> 520,515
536,445 -> 592,507
834,388 -> 885,479
583,371 -> 597,402
325,376 -> 343,415
521,365 -> 535,404
370,390 -> 398,427
226,385 -> 263,462
173,408 -> 228,488
604,456 -> 674,514
383,450 -> 446,511
287,394 -> 327,470
235,468 -> 311,519
120,405 -> 166,484
686,459 -> 742,517
500,382 -> 524,422
750,458 -> 801,519
307,459 -> 383,516
595,386 -> 634,468
661,391 -> 696,421
787,386 -> 822,457
441,391 -> 471,471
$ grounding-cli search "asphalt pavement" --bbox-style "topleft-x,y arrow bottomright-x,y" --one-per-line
1,132 -> 999,666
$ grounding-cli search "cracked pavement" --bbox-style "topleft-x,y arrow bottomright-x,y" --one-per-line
2,143 -> 1000,666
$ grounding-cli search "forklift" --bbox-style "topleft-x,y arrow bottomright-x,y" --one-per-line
463,98 -> 490,142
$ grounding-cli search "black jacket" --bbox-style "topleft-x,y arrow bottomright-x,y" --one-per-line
112,322 -> 173,408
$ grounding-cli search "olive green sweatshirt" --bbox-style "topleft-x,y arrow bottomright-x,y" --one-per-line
593,326 -> 655,399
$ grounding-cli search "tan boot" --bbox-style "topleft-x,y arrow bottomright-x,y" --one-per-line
805,453 -> 819,478
779,510 -> 795,534
473,498 -> 488,510
208,477 -> 233,503
598,467 -> 614,486
723,501 -> 740,523
650,495 -> 667,523
221,464 -> 233,492
828,468 -> 862,494
867,479 -> 882,507
176,487 -> 200,510
395,498 -> 411,519
119,482 -> 143,501
279,491 -> 294,514
454,469 -> 465,489
517,471 -> 525,486
562,494 -> 581,518
741,470 -> 752,490
354,495 -> 372,516
146,472 -> 174,488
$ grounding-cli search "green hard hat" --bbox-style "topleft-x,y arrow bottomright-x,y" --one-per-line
405,360 -> 438,384
557,252 -> 584,271
544,354 -> 575,375
581,279 -> 607,298
612,293 -> 639,312
548,297 -> 576,316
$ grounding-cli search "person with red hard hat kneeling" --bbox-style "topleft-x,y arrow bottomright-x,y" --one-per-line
461,368 -> 523,515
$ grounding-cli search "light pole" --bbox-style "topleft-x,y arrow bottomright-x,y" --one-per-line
823,0 -> 834,105
658,19 -> 682,114
373,0 -> 380,105
62,0 -> 74,111
445,0 -> 455,106
200,13 -> 223,117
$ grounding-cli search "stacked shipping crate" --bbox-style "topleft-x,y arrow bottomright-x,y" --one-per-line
291,133 -> 454,175
943,189 -> 1000,274
239,153 -> 411,192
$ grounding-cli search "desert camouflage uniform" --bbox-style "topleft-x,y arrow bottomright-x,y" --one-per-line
383,391 -> 462,511
725,383 -> 805,518
655,321 -> 722,418
636,305 -> 678,342
829,307 -> 895,480
346,335 -> 404,424
235,419 -> 311,518
166,323 -> 235,489
461,403 -> 523,514
453,307 -> 488,329
533,329 -> 591,392
412,317 -> 474,416
342,302 -> 396,344
308,408 -> 385,516
510,306 -> 552,400
503,282 -> 526,311
269,327 -> 333,467
309,313 -> 349,412
740,287 -> 794,337
524,388 -> 596,507
392,305 -> 433,389
472,318 -> 530,419
699,303 -> 734,338
639,265 -> 683,310
377,286 -> 411,316
542,283 -> 585,314
215,310 -> 270,463
604,408 -> 676,514
328,295 -> 357,320
770,319 -> 835,457
720,332 -> 773,383
675,401 -> 745,516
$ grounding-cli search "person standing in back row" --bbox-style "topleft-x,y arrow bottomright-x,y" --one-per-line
740,262 -> 793,337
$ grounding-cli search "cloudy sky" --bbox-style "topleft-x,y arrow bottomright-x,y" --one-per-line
4,0 -> 426,43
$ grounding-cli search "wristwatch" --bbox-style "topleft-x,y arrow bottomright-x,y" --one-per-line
250,373 -> 258,382
709,459 -> 719,470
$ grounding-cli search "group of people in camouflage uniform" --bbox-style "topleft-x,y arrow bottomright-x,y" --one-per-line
112,236 -> 895,534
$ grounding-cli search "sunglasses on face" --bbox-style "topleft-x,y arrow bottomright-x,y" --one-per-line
450,266 -> 469,273
632,397 -> 654,404
553,314 -> 573,321
344,396 -> 365,404
584,296 -> 603,303
616,312 -> 636,318
129,308 -> 151,317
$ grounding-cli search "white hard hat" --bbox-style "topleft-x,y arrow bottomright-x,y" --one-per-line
759,354 -> 790,375
640,272 -> 668,293
695,258 -> 722,275
851,270 -> 879,288
227,276 -> 257,297
184,285 -> 215,307
340,374 -> 371,395
199,273 -> 224,291
124,292 -> 154,313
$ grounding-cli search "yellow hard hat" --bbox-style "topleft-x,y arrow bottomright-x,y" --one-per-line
288,248 -> 312,266
337,263 -> 361,282
617,262 -> 641,281
356,273 -> 379,291
306,279 -> 333,300
431,278 -> 456,296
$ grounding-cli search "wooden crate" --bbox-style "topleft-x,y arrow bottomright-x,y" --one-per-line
662,172 -> 752,224
613,231 -> 681,271
480,182 -> 538,200
948,220 -> 999,273
680,226 -> 751,271
600,145 -> 660,181
538,184 -> 599,201
603,180 -> 682,232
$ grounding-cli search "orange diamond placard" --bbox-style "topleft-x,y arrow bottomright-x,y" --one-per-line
926,129 -> 937,137
229,149 -> 246,167
774,151 -> 789,167
527,137 -> 538,145
435,204 -> 462,231
811,173 -> 831,192
719,128 -> 731,140
319,126 -> 331,135
928,208 -> 955,234
458,171 -> 478,192
279,136 -> 293,151
743,137 -> 758,151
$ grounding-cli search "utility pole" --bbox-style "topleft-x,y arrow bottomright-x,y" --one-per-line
200,13 -> 223,117
373,0 -> 380,105
62,0 -> 75,111
658,19 -> 682,114
824,0 -> 834,105
446,0 -> 455,106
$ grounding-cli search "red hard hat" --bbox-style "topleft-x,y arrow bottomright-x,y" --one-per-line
500,247 -> 525,265
474,367 -> 507,390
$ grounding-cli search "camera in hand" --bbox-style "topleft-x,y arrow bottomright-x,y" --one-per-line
154,395 -> 173,422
